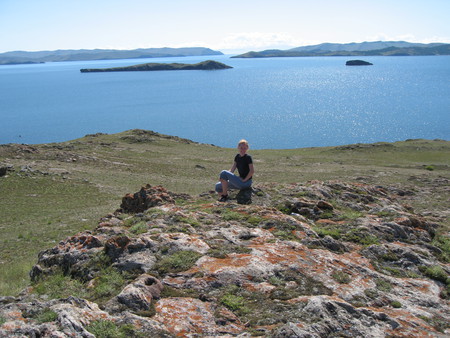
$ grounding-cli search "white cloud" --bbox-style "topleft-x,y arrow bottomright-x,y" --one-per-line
366,33 -> 450,44
213,32 -> 306,52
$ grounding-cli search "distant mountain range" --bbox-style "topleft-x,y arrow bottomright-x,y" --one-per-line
232,41 -> 450,58
0,47 -> 223,65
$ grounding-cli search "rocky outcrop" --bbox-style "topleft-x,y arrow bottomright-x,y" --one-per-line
1,182 -> 449,337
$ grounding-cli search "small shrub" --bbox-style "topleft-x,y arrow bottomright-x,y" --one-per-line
313,226 -> 342,240
207,244 -> 251,259
161,286 -> 200,298
276,203 -> 291,214
382,266 -> 404,277
35,308 -> 58,323
424,165 -> 435,171
381,251 -> 399,262
364,288 -> 379,299
390,300 -> 402,308
336,210 -> 363,221
0,316 -> 6,326
88,251 -> 113,271
89,267 -> 126,303
129,222 -> 148,235
421,265 -> 449,284
155,250 -> 202,274
177,216 -> 200,227
268,276 -> 284,286
431,233 -> 450,263
246,215 -> 263,226
273,230 -> 298,241
419,314 -> 449,333
332,271 -> 351,284
86,320 -> 142,338
222,211 -> 244,221
319,210 -> 334,219
375,278 -> 392,293
345,229 -> 379,246
220,294 -> 246,312
33,271 -> 87,299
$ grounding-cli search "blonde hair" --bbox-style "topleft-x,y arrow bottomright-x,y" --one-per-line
238,139 -> 249,147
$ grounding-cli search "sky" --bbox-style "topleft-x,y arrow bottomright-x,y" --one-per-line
1,0 -> 450,54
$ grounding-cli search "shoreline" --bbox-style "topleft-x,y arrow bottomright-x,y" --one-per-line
1,129 -> 449,150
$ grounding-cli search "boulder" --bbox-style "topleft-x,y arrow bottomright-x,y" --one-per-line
114,275 -> 163,312
120,184 -> 175,213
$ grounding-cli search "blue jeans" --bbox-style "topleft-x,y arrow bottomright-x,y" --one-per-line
215,170 -> 252,193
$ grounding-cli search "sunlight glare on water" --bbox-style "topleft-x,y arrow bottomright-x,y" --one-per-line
0,55 -> 449,148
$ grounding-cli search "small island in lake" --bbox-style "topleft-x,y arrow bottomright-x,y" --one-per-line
80,60 -> 232,73
345,60 -> 373,66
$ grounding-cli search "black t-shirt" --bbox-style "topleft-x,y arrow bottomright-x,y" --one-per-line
234,154 -> 253,179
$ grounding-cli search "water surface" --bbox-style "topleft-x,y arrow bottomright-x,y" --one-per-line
1,55 -> 448,149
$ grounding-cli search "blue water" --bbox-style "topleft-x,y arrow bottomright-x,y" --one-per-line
1,55 -> 449,149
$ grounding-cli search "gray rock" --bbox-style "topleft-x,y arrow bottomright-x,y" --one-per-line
113,250 -> 157,273
115,274 -> 163,311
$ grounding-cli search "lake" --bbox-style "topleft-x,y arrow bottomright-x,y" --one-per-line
1,54 -> 449,149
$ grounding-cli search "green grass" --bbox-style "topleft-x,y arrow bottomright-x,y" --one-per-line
0,131 -> 449,296
420,265 -> 449,284
86,319 -> 145,338
32,271 -> 87,299
375,278 -> 393,293
154,250 -> 202,275
32,265 -> 127,306
332,271 -> 351,284
129,221 -> 149,235
34,308 -> 59,323
220,293 -> 248,312
0,175 -> 113,295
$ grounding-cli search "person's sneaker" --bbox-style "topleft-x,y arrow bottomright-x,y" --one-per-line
219,194 -> 229,202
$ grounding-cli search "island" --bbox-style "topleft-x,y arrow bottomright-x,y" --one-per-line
80,60 -> 232,73
345,60 -> 373,66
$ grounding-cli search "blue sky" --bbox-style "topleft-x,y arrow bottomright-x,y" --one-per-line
1,0 -> 449,53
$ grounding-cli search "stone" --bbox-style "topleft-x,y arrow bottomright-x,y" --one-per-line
236,187 -> 252,204
120,184 -> 175,213
113,250 -> 157,273
115,275 -> 163,311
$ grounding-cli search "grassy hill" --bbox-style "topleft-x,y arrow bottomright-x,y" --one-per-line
0,47 -> 223,65
233,43 -> 450,58
0,129 -> 449,296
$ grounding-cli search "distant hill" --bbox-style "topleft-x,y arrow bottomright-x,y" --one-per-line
288,41 -> 444,52
80,60 -> 232,73
232,41 -> 450,58
0,47 -> 223,65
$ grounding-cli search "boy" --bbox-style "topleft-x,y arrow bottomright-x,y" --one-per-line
215,139 -> 254,202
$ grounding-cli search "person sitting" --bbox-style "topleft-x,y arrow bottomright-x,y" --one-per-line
215,139 -> 254,202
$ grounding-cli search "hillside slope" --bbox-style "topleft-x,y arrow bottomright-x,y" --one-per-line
0,130 -> 449,336
0,177 -> 449,336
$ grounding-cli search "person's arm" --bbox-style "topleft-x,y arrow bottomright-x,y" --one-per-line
242,163 -> 254,182
230,162 -> 237,173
